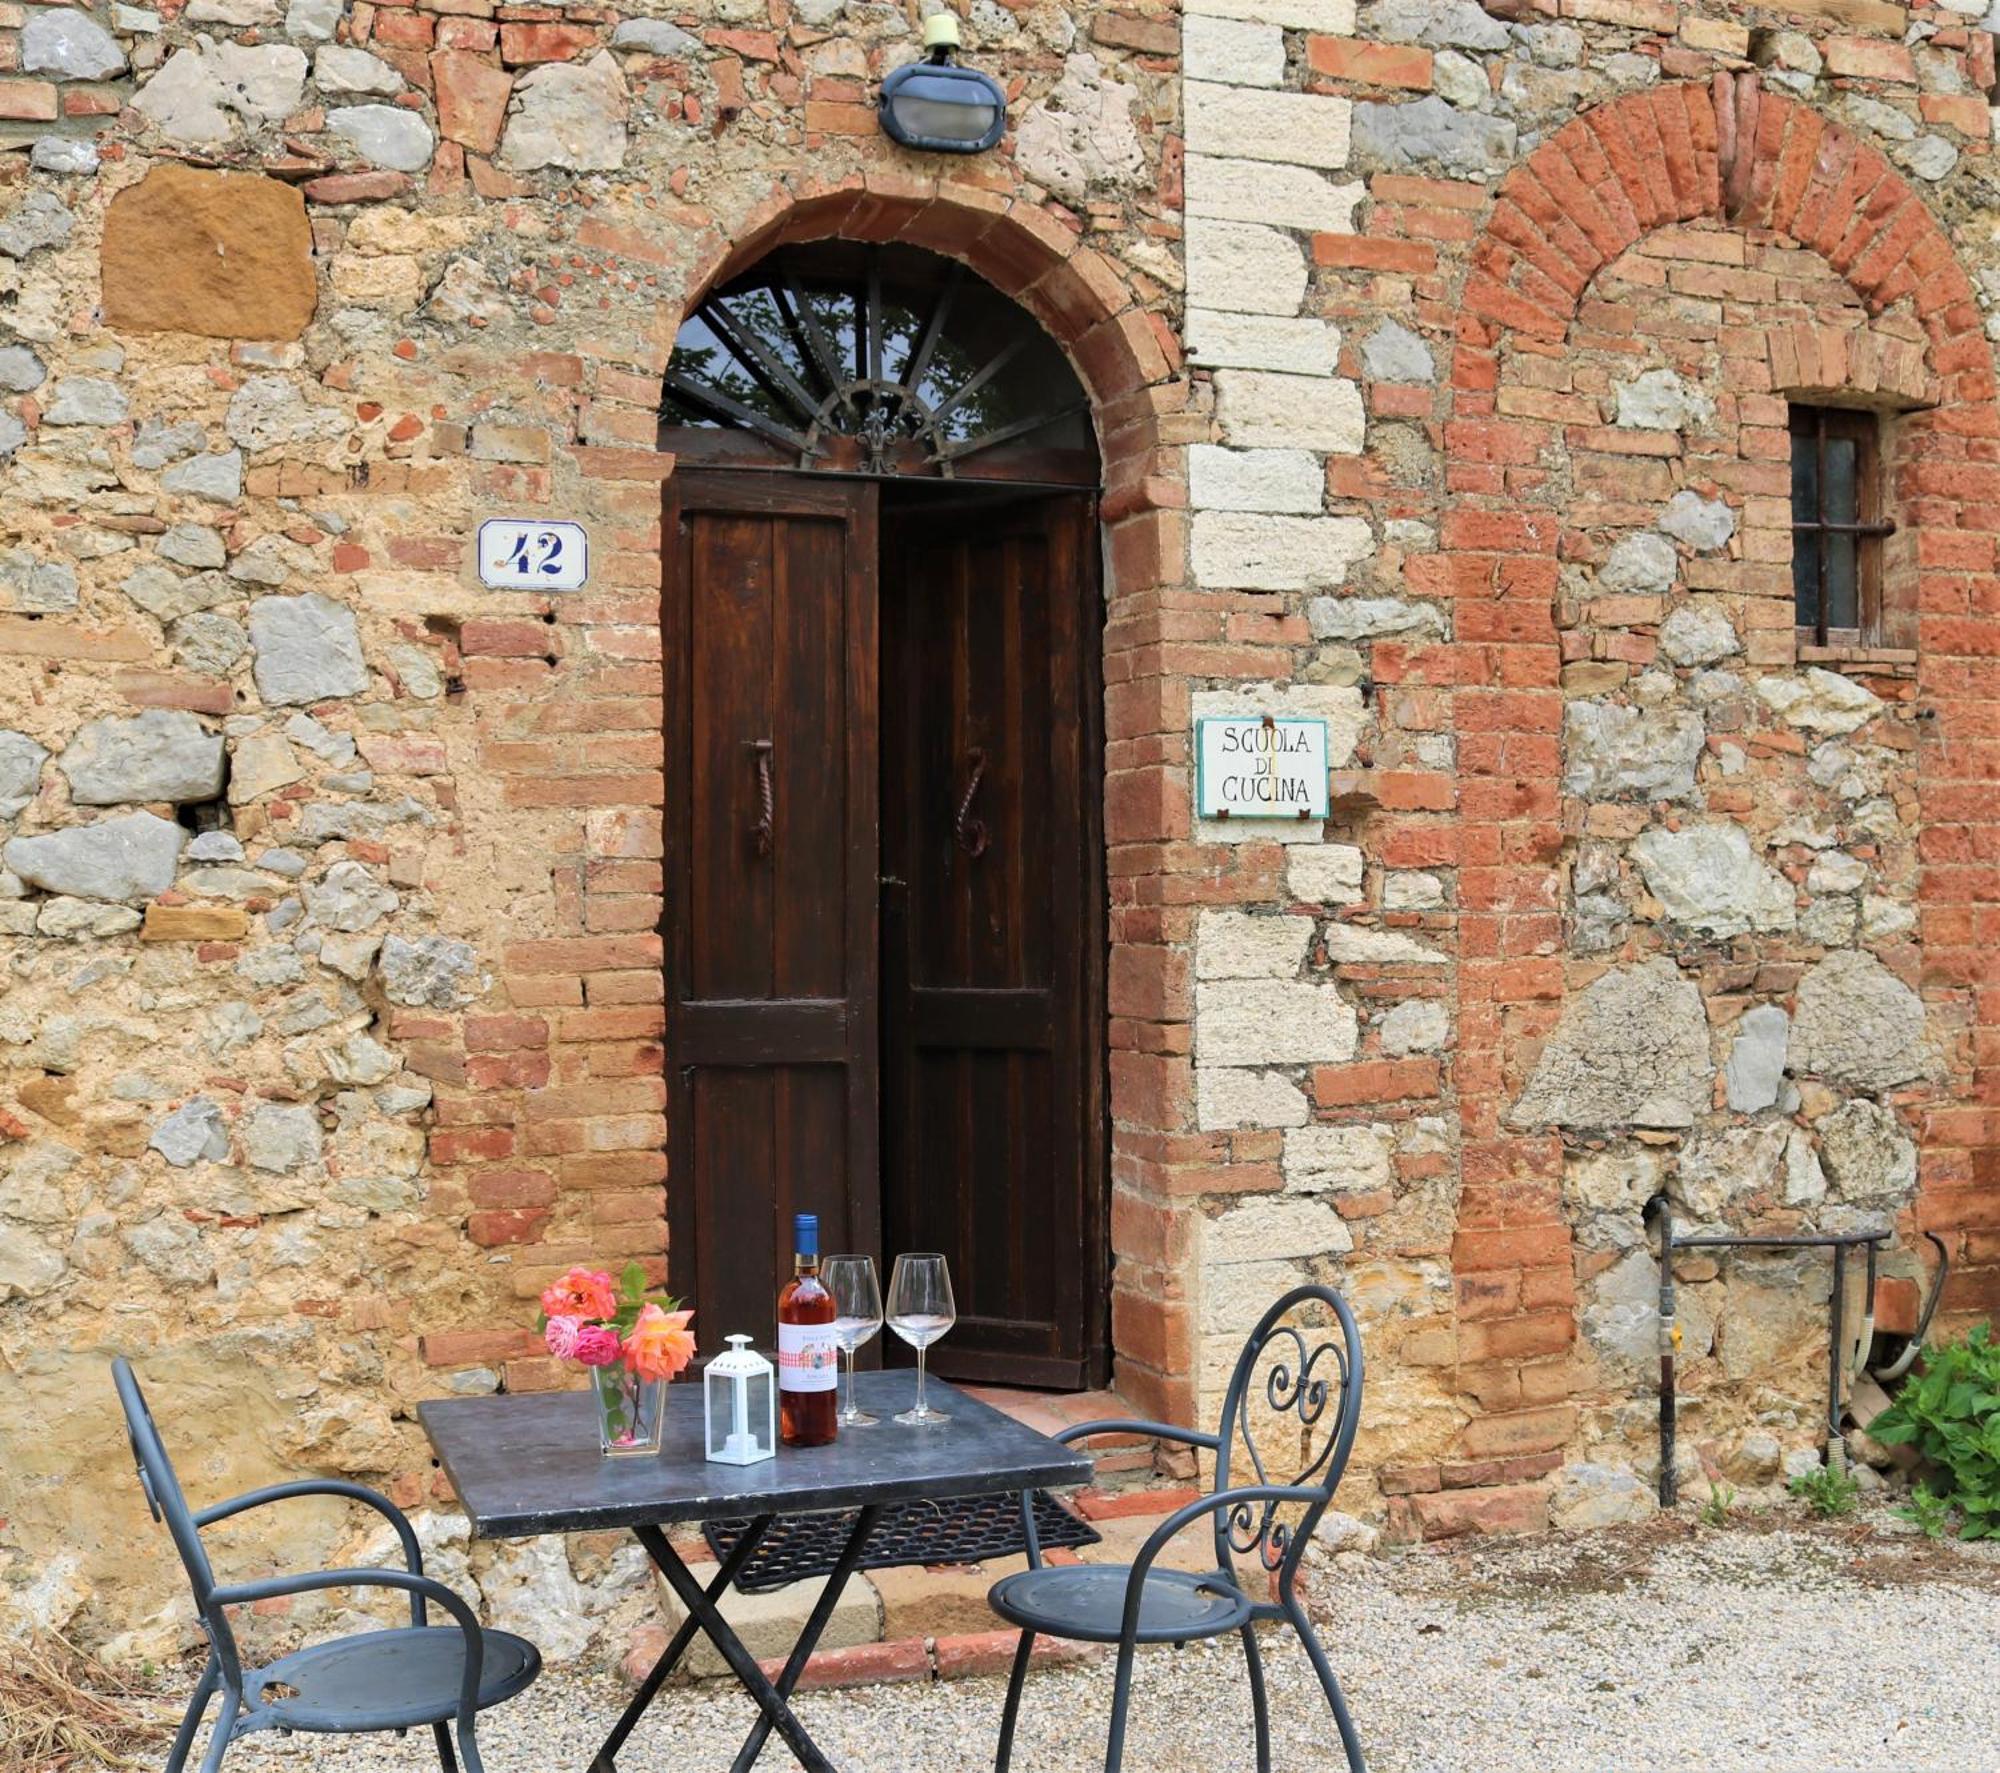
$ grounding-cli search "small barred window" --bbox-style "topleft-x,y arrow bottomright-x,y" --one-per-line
1790,405 -> 1893,645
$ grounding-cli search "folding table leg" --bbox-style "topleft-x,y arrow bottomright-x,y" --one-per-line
589,1518 -> 773,1773
726,1503 -> 883,1773
637,1522 -> 843,1773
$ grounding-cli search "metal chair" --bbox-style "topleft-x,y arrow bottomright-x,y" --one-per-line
112,1357 -> 540,1773
988,1283 -> 1367,1773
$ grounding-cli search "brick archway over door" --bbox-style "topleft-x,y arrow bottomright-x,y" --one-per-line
682,174 -> 1179,522
668,175 -> 1205,1417
1435,77 -> 2000,1446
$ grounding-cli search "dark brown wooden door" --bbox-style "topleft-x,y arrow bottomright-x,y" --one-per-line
879,491 -> 1107,1389
664,472 -> 880,1346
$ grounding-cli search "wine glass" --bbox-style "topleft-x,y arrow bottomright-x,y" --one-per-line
824,1255 -> 883,1428
887,1253 -> 955,1426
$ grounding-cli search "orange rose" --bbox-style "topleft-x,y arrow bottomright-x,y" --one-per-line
623,1303 -> 697,1383
541,1265 -> 618,1324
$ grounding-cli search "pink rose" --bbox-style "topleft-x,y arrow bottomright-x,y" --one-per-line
544,1315 -> 582,1360
573,1324 -> 623,1367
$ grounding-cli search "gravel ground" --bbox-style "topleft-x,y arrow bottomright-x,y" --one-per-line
217,1510 -> 2000,1773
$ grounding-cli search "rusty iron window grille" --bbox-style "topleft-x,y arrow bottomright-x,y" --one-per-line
660,242 -> 1090,478
1790,403 -> 1893,648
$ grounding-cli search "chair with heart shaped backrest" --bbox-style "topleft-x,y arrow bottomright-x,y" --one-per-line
987,1283 -> 1368,1773
113,1357 -> 541,1773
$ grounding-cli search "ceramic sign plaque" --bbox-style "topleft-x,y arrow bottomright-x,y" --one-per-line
1195,715 -> 1330,820
477,518 -> 589,591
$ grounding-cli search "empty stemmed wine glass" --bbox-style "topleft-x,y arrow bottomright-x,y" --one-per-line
824,1255 -> 882,1428
887,1253 -> 955,1426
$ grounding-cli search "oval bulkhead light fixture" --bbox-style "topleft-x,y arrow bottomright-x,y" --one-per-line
878,14 -> 1006,154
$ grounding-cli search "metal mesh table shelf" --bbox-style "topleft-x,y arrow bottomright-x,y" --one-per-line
702,1489 -> 1099,1593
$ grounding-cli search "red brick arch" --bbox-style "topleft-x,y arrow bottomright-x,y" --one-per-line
679,171 -> 1182,525
1435,76 -> 2000,1445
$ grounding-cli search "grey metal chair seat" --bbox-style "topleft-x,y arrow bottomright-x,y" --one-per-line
989,1563 -> 1255,1645
987,1284 -> 1370,1773
112,1356 -> 540,1773
248,1624 -> 541,1733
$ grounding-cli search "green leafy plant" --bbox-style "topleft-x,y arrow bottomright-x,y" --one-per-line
1872,1323 -> 2000,1539
1700,1481 -> 1737,1527
1788,1463 -> 1860,1518
1899,1482 -> 1954,1540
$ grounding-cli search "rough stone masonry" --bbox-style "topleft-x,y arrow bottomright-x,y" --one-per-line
0,0 -> 1994,1666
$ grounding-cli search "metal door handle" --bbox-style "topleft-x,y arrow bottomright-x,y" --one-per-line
955,747 -> 989,858
749,740 -> 773,857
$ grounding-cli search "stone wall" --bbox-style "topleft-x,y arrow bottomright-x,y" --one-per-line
1151,22 -> 1996,1536
0,0 -> 1187,1656
0,0 -> 1995,1654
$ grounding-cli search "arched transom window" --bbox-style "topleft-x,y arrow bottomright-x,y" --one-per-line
660,242 -> 1094,482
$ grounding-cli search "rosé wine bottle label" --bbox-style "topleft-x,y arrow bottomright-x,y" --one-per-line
776,1321 -> 839,1392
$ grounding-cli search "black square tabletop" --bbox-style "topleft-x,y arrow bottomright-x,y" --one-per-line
419,1370 -> 1093,1539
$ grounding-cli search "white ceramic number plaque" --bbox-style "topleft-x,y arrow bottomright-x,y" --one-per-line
1195,715 -> 1330,820
477,519 -> 588,591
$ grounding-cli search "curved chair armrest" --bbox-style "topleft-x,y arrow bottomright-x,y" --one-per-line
209,1567 -> 484,1723
1118,1484 -> 1323,1642
1017,1421 -> 1224,1569
1053,1418 -> 1222,1452
195,1481 -> 426,1624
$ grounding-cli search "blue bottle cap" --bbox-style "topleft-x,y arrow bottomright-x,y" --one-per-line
794,1213 -> 819,1259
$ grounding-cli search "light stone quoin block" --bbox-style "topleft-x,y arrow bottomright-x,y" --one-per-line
1202,1260 -> 1309,1335
1197,1068 -> 1310,1131
1183,15 -> 1285,85
1189,445 -> 1324,514
1186,83 -> 1352,169
1196,909 -> 1313,978
1323,923 -> 1445,964
1185,219 -> 1308,317
1283,1124 -> 1394,1194
1197,980 -> 1359,1066
1217,370 -> 1366,453
1205,1195 -> 1354,1265
1286,844 -> 1365,903
1192,511 -> 1374,591
1185,158 -> 1365,234
1186,312 -> 1340,376
1187,0 -> 1356,30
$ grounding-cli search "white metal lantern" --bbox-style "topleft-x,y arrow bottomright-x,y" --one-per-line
704,1335 -> 777,1466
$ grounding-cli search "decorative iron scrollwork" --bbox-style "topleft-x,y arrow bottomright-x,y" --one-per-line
1217,1302 -> 1359,1574
662,243 -> 1089,479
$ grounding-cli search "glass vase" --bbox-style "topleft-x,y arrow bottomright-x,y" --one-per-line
592,1364 -> 664,1457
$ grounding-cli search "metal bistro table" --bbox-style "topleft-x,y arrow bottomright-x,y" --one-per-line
420,1370 -> 1093,1773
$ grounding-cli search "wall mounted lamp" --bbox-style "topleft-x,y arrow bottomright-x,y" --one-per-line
878,14 -> 1006,154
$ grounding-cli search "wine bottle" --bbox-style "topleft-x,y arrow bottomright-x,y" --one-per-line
777,1212 -> 838,1447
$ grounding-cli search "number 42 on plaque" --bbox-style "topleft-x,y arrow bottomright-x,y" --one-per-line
477,519 -> 589,591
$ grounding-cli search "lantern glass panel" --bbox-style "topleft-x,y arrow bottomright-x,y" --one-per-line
704,1335 -> 776,1465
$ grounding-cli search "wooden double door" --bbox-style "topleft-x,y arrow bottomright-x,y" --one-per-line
663,471 -> 1107,1389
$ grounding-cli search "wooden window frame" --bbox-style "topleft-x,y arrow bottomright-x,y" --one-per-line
1790,404 -> 1893,647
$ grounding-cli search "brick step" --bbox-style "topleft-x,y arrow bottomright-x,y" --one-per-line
623,1625 -> 1101,1691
